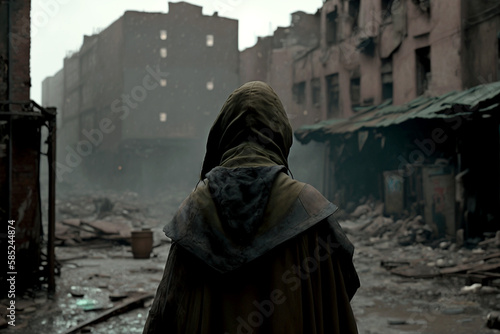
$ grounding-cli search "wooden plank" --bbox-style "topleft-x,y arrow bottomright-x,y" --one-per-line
464,251 -> 500,264
380,260 -> 410,270
440,262 -> 486,275
474,271 -> 500,278
62,292 -> 153,334
465,274 -> 489,286
390,264 -> 440,278
83,220 -> 132,238
467,262 -> 500,274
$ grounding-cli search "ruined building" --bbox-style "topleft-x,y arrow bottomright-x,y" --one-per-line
239,10 -> 322,131
241,0 -> 500,239
287,0 -> 500,239
1,0 -> 57,293
42,2 -> 239,193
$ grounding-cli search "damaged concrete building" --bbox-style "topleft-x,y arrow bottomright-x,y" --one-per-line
286,0 -> 500,240
42,2 -> 239,194
240,0 -> 500,239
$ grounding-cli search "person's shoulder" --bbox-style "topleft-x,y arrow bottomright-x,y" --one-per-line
274,172 -> 334,211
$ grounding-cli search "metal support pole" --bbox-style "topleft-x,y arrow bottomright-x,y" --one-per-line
46,107 -> 57,294
7,115 -> 12,221
7,0 -> 12,222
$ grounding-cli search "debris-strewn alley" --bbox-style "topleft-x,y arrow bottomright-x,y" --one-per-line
2,191 -> 500,333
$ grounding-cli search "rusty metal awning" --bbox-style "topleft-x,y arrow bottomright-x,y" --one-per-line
295,81 -> 500,143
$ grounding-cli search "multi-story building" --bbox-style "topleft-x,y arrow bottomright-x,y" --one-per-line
241,0 -> 500,238
292,0 -> 500,124
43,2 -> 239,193
240,10 -> 321,130
288,0 -> 500,238
241,0 -> 500,129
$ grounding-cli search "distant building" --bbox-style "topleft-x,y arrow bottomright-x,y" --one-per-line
43,2 -> 239,192
241,0 -> 500,129
240,10 -> 321,130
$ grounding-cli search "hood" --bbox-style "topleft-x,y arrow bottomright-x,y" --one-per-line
201,81 -> 293,179
163,82 -> 338,273
206,165 -> 286,244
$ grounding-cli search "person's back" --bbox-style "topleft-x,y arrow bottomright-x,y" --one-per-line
143,81 -> 359,334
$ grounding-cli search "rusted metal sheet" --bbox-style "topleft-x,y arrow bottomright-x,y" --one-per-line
422,165 -> 456,238
383,171 -> 404,215
295,81 -> 500,143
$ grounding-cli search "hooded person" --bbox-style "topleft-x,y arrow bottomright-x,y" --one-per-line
143,81 -> 359,334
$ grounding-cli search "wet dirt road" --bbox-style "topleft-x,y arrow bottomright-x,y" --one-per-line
350,231 -> 498,334
8,224 -> 500,333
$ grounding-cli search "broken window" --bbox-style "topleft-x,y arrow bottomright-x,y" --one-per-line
293,82 -> 306,105
349,0 -> 360,30
381,0 -> 392,19
416,46 -> 431,96
311,78 -> 321,108
206,34 -> 214,47
411,0 -> 430,14
326,74 -> 339,118
160,47 -> 167,58
381,57 -> 393,101
159,112 -> 167,122
350,77 -> 360,109
80,112 -> 94,140
326,10 -> 338,46
82,85 -> 93,106
160,29 -> 167,40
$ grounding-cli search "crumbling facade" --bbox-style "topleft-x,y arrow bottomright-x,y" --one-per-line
241,0 -> 500,130
240,10 -> 321,130
43,2 -> 239,193
291,0 -> 500,239
292,0 -> 500,126
1,0 -> 57,293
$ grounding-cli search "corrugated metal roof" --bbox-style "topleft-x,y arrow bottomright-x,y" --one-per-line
295,81 -> 500,143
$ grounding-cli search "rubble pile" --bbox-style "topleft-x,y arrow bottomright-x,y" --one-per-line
341,200 -> 435,245
54,188 -> 189,247
341,200 -> 500,251
56,218 -> 133,246
340,200 -> 500,309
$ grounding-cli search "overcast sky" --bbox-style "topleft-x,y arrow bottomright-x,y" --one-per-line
30,0 -> 323,102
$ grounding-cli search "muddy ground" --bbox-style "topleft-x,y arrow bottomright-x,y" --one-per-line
4,189 -> 500,334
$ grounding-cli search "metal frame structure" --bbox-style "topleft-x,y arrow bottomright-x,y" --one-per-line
0,100 -> 57,293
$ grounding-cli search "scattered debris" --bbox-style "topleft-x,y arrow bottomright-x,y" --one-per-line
54,190 -> 182,248
343,205 -> 500,288
387,318 -> 408,325
460,283 -> 482,293
62,292 -> 153,334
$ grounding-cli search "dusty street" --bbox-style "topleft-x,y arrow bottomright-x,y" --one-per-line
350,230 -> 499,334
4,191 -> 500,334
